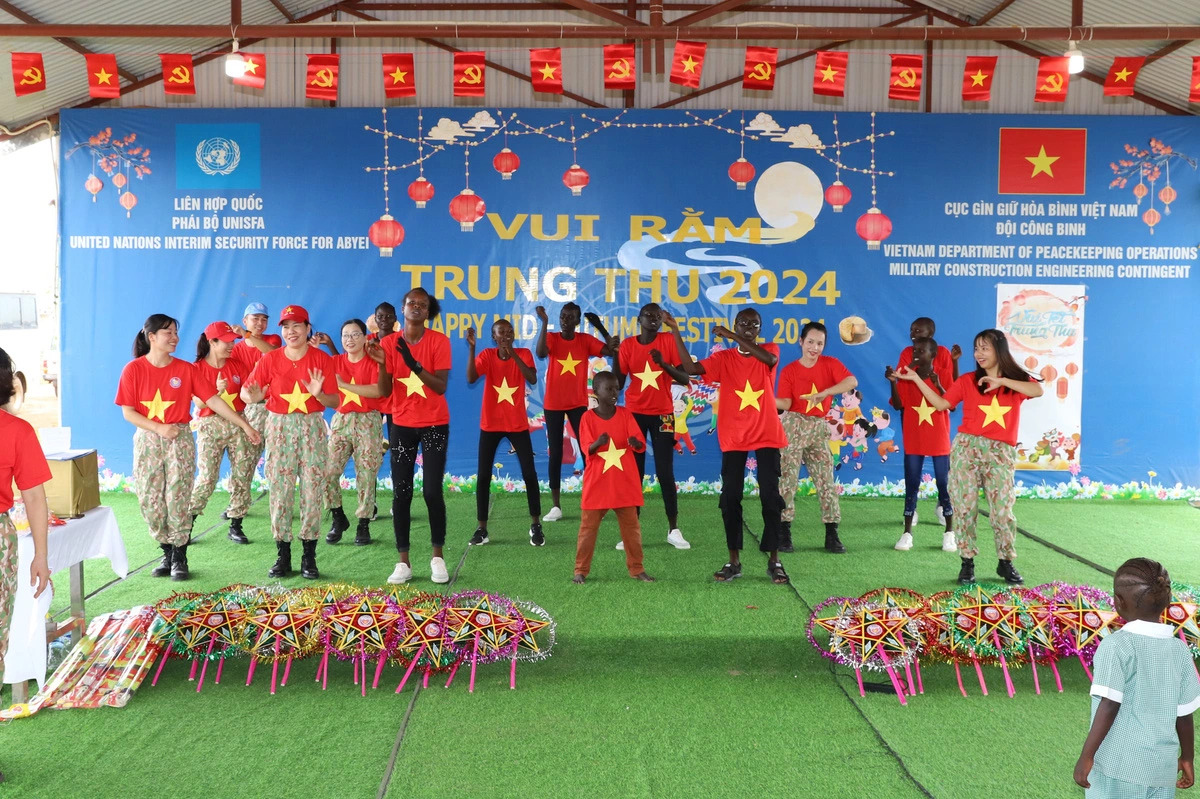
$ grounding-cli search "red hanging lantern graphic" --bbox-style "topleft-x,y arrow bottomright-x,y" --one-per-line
368,213 -> 405,257
1040,365 -> 1057,383
1158,185 -> 1176,215
1065,361 -> 1079,377
1133,182 -> 1148,201
727,158 -> 755,191
85,173 -> 103,202
407,177 -> 435,209
119,191 -> 137,218
562,164 -> 590,196
1024,356 -> 1038,370
824,180 -> 852,212
112,172 -> 128,190
449,189 -> 486,232
1057,377 -> 1069,400
493,148 -> 520,180
855,207 -> 892,250
1142,207 -> 1161,233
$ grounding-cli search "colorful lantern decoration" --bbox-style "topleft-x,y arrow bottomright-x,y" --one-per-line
449,189 -> 486,232
1040,365 -> 1057,383
1065,362 -> 1079,377
493,148 -> 520,180
855,207 -> 892,250
112,172 -> 128,189
368,214 -> 405,257
1142,206 -> 1161,233
562,164 -> 590,197
727,157 -> 755,191
1159,184 -> 1177,211
119,191 -> 138,218
824,180 -> 852,212
1024,356 -> 1038,370
1057,377 -> 1069,400
407,177 -> 434,209
85,173 -> 103,201
1133,180 -> 1148,201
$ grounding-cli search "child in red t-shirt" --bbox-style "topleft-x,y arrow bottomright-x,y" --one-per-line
898,328 -> 1042,586
573,372 -> 654,584
888,337 -> 955,553
467,319 -> 543,547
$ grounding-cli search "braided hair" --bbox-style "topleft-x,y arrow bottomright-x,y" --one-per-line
1114,557 -> 1172,615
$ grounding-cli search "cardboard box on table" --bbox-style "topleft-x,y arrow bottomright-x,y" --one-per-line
44,449 -> 101,517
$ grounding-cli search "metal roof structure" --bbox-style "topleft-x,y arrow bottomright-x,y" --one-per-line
2,0 -> 1199,131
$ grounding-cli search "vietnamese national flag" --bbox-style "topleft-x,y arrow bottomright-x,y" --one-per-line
454,51 -> 486,97
85,54 -> 120,99
1034,56 -> 1070,103
603,44 -> 636,90
11,53 -> 46,97
383,53 -> 415,98
160,54 -> 196,95
670,41 -> 706,88
1103,57 -> 1145,96
888,54 -> 923,102
743,46 -> 777,91
234,53 -> 266,89
813,51 -> 848,97
997,127 -> 1088,195
530,48 -> 563,94
1191,57 -> 1200,104
306,54 -> 339,100
962,56 -> 997,102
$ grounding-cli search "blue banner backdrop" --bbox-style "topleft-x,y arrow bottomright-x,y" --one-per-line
59,108 -> 1200,488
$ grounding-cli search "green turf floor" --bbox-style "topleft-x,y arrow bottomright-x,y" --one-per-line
2,491 -> 1197,798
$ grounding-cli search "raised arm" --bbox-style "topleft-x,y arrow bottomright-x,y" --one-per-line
978,374 -> 1044,399
896,367 -> 950,411
535,306 -> 550,359
713,325 -> 776,367
584,312 -> 618,357
465,328 -> 481,384
662,312 -> 702,376
396,336 -> 449,395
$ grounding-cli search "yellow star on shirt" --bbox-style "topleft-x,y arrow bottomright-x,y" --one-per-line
803,382 -> 823,413
819,64 -> 838,82
281,382 -> 312,413
734,380 -> 764,411
912,397 -> 936,426
1113,66 -> 1132,82
682,56 -> 699,73
94,67 -> 113,85
978,395 -> 1012,428
539,63 -> 557,80
218,387 -> 239,411
493,377 -> 518,405
339,378 -> 363,408
398,371 -> 427,398
390,67 -> 408,84
970,69 -> 988,87
597,440 -> 627,473
140,389 -> 175,422
633,363 -> 662,391
1025,146 -> 1060,178
557,352 -> 582,376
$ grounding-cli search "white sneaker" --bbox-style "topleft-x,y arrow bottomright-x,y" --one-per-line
934,505 -> 945,525
911,511 -> 918,527
542,506 -> 563,522
430,557 -> 449,584
894,532 -> 914,551
942,531 -> 958,552
667,529 -> 691,550
615,540 -> 625,551
387,562 -> 412,584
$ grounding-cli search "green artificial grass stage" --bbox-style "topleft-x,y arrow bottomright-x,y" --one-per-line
2,490 -> 1197,798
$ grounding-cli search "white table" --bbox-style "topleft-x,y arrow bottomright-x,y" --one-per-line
3,506 -> 128,697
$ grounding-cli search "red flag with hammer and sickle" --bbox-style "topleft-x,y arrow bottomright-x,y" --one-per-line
1035,56 -> 1070,103
603,44 -> 636,90
743,46 -> 777,91
11,53 -> 46,96
159,54 -> 196,95
306,54 -> 340,101
454,51 -> 486,97
888,54 -> 922,101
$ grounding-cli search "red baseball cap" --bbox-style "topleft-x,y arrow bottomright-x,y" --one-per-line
278,305 -> 310,325
204,321 -> 241,342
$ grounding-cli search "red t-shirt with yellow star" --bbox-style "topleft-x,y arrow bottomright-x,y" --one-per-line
698,346 -> 787,451
897,344 -> 954,390
0,409 -> 53,513
380,330 -> 451,427
543,332 -> 605,411
941,373 -> 1031,447
115,356 -> 211,425
246,346 -> 337,415
776,356 -> 852,418
895,377 -> 951,456
331,353 -> 381,414
232,334 -> 282,365
579,407 -> 645,510
475,347 -> 535,433
618,333 -> 681,415
193,352 -> 251,418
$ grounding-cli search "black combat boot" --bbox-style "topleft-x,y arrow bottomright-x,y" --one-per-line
268,541 -> 292,578
326,507 -> 350,544
300,539 -> 320,580
824,522 -> 846,554
227,517 -> 249,544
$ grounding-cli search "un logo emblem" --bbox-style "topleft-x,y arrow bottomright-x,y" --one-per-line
195,137 -> 241,176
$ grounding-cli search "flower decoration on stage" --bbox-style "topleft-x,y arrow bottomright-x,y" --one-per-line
368,214 -> 405,257
1109,137 -> 1196,234
66,127 -> 152,217
562,164 -> 590,196
493,147 -> 520,180
450,188 -> 486,231
407,176 -> 434,208
728,157 -> 755,191
824,180 -> 852,212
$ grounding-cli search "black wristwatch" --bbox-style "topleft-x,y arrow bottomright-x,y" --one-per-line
411,363 -> 423,376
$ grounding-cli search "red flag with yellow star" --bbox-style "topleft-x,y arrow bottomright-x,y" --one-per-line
383,53 -> 416,98
603,44 -> 636,90
669,41 -> 706,88
742,46 -> 777,91
1103,56 -> 1144,96
1191,57 -> 1200,103
530,47 -> 563,94
888,54 -> 923,101
813,51 -> 848,97
306,54 -> 339,101
234,53 -> 266,89
454,51 -> 486,97
1034,56 -> 1070,103
11,53 -> 46,97
998,127 -> 1087,195
962,55 -> 997,101
85,54 -> 120,99
159,54 -> 196,95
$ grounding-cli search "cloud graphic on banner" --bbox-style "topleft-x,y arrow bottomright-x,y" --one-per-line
773,124 -> 824,149
463,111 -> 499,131
427,118 -> 473,142
746,112 -> 784,135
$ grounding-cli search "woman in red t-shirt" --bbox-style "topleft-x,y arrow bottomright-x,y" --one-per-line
116,314 -> 260,581
467,318 -> 543,547
775,322 -> 858,554
234,302 -> 282,474
898,328 -> 1042,586
534,302 -> 615,523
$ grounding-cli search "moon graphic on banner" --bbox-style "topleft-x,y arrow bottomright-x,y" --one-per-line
754,161 -> 823,243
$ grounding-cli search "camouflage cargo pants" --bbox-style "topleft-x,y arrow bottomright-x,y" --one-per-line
188,414 -> 256,519
949,433 -> 1019,560
0,515 -> 16,665
133,425 -> 196,546
778,412 -> 840,524
264,412 -> 328,542
326,410 -> 383,519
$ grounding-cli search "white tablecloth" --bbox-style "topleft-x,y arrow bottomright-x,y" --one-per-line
3,506 -> 128,686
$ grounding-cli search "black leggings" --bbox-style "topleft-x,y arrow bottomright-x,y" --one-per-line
476,430 -> 541,523
632,412 -> 678,521
544,407 -> 586,496
390,423 -> 449,552
719,448 -> 783,553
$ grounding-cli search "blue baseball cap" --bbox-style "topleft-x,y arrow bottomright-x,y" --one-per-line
243,301 -> 268,317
